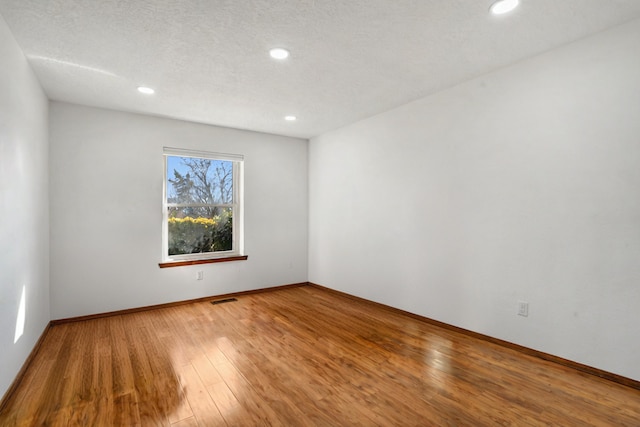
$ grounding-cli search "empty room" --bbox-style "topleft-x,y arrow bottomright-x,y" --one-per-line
1,0 -> 639,425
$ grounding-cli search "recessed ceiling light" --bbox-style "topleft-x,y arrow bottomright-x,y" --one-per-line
137,86 -> 155,94
269,48 -> 290,60
490,0 -> 519,15
284,115 -> 297,121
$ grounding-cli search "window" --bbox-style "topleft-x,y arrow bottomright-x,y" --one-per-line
161,148 -> 244,265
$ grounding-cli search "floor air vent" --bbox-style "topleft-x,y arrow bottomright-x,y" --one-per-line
210,298 -> 238,305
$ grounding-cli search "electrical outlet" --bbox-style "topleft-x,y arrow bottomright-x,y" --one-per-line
196,271 -> 204,281
517,301 -> 529,317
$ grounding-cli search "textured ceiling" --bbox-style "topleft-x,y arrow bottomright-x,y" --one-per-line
1,1 -> 640,139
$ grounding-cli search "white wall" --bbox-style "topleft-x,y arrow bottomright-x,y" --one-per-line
0,16 -> 50,399
309,19 -> 640,381
50,103 -> 308,319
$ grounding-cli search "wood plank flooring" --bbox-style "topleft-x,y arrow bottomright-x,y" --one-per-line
1,285 -> 638,426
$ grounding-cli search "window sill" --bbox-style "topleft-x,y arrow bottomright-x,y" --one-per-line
159,255 -> 248,268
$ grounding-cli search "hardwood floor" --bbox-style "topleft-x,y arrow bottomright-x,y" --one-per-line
1,285 -> 638,426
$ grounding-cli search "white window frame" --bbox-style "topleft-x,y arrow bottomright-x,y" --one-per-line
162,147 -> 244,263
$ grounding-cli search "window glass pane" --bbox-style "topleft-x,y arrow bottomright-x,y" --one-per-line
167,206 -> 233,255
167,156 -> 234,204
